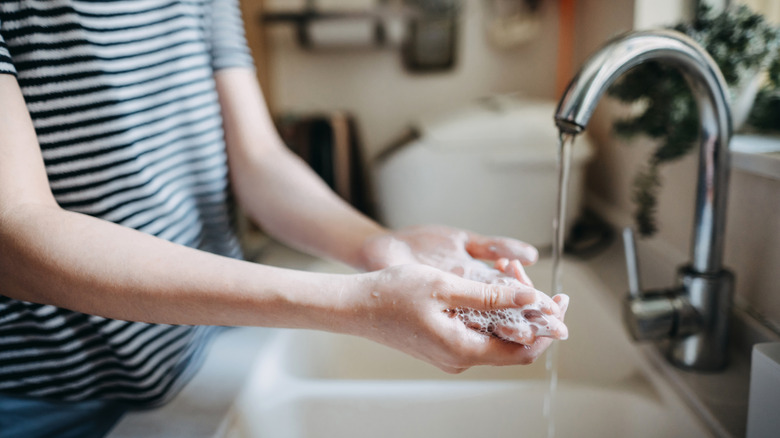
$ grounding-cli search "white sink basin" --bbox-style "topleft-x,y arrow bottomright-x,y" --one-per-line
237,381 -> 697,438
228,258 -> 713,438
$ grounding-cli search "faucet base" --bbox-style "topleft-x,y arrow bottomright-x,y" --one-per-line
666,266 -> 735,371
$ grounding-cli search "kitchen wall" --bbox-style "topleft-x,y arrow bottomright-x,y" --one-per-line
260,0 -> 562,160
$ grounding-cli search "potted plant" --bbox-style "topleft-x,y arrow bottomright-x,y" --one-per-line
607,4 -> 780,236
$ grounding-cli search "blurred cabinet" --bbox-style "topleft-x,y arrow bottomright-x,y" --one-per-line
277,112 -> 372,215
239,0 -> 274,108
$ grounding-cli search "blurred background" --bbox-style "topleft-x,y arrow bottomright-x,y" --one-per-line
235,0 -> 780,339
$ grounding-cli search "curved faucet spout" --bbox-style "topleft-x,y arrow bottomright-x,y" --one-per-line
555,29 -> 732,275
556,30 -> 735,370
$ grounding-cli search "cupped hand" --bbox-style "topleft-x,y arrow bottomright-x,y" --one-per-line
347,264 -> 568,373
360,225 -> 539,286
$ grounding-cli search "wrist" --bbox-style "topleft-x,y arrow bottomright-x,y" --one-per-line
354,226 -> 395,272
275,269 -> 376,336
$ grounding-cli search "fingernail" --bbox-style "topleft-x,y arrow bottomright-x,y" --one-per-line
558,325 -> 569,340
522,246 -> 539,264
554,294 -> 570,313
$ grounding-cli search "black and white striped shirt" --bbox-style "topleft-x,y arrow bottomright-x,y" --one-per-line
0,0 -> 253,405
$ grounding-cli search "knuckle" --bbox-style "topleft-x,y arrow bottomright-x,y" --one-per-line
456,341 -> 486,367
452,353 -> 474,369
483,285 -> 502,309
517,354 -> 536,366
431,274 -> 449,292
439,341 -> 477,369
518,345 -> 545,365
444,343 -> 469,364
428,273 -> 455,300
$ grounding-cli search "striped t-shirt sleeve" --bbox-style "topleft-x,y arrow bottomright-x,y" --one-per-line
209,0 -> 254,71
0,0 -> 246,406
0,20 -> 16,75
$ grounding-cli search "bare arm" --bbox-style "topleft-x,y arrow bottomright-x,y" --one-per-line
0,76 -> 352,329
214,68 -> 540,271
212,68 -> 567,365
214,68 -> 385,270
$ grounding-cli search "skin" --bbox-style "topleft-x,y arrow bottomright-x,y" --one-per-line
0,68 -> 567,375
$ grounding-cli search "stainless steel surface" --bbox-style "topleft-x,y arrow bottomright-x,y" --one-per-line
622,227 -> 642,298
624,293 -> 677,341
669,266 -> 734,370
555,29 -> 732,274
555,30 -> 734,371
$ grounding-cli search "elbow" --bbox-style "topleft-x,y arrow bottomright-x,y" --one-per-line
0,202 -> 64,304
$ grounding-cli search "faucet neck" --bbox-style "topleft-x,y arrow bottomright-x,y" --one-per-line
555,30 -> 732,274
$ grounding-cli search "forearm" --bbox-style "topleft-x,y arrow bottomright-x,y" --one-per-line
0,202 -> 565,371
0,202 -> 359,331
215,68 -> 385,270
232,145 -> 384,268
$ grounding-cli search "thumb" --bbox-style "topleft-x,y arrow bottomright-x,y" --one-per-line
495,258 -> 534,287
446,278 -> 558,315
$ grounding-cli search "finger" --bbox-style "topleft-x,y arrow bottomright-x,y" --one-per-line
467,335 -> 554,366
505,259 -> 534,287
445,278 -> 559,315
465,233 -> 539,265
543,315 -> 569,340
488,308 -> 568,344
553,294 -> 570,319
438,365 -> 469,374
494,320 -> 536,345
494,258 -> 510,273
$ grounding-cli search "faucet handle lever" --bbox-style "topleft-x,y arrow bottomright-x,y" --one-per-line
622,227 -> 642,298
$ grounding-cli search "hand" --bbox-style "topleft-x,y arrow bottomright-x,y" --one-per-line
347,264 -> 567,373
451,293 -> 570,345
360,225 -> 539,286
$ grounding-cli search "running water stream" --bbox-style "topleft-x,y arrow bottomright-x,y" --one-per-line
543,132 -> 576,438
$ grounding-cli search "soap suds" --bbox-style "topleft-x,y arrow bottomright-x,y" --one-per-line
448,301 -> 568,345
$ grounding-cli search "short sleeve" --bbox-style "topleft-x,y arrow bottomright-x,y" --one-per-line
0,20 -> 17,76
208,0 -> 255,71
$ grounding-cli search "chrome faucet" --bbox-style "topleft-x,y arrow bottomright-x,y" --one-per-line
555,30 -> 734,371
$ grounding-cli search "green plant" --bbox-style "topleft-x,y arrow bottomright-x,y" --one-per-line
748,58 -> 780,132
607,5 -> 780,236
